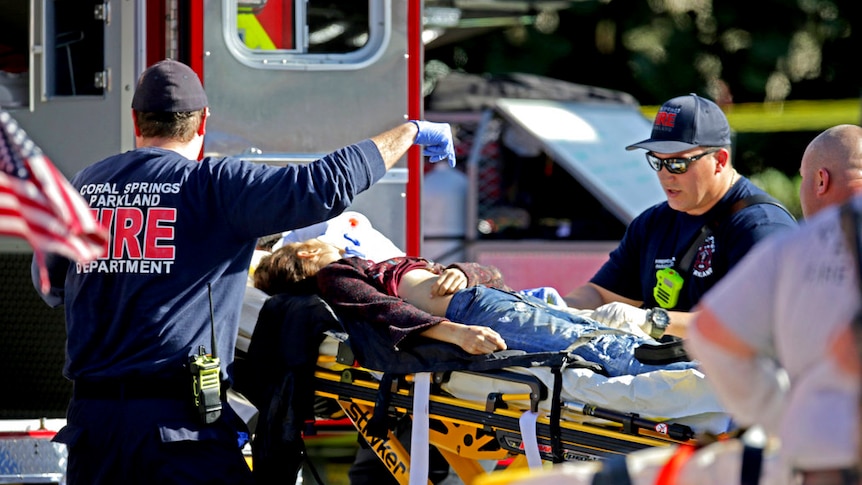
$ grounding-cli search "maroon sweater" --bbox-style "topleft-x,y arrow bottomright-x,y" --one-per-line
316,257 -> 508,347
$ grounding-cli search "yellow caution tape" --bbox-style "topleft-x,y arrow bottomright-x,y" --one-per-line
641,98 -> 861,133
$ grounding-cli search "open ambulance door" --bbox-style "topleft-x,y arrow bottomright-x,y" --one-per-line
202,0 -> 422,252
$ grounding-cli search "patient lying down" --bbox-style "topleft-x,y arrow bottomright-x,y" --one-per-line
253,238 -> 696,378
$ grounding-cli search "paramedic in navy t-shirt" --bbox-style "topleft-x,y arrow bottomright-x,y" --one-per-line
564,94 -> 796,339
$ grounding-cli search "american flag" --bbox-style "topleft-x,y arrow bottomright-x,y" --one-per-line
0,109 -> 107,293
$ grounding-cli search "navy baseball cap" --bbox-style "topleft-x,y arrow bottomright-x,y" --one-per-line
131,59 -> 208,113
626,93 -> 730,153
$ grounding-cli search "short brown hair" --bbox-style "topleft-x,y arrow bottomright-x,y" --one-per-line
254,239 -> 328,295
134,110 -> 204,142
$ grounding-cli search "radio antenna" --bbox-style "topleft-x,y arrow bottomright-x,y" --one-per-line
207,283 -> 217,359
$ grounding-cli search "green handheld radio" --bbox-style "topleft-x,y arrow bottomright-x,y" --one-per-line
190,284 -> 222,424
653,267 -> 684,309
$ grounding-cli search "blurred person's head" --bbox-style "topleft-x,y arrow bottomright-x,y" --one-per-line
798,124 -> 862,218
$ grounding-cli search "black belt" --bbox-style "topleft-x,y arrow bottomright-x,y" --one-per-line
73,375 -> 191,400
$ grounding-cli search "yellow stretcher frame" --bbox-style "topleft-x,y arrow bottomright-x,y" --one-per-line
313,355 -> 704,485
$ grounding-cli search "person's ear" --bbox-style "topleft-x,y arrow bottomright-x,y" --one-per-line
817,168 -> 830,195
714,148 -> 729,171
132,110 -> 142,136
197,108 -> 209,136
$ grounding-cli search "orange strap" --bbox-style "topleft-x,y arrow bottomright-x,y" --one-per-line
654,444 -> 697,485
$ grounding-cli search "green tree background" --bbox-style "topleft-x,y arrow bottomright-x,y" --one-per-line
424,0 -> 861,218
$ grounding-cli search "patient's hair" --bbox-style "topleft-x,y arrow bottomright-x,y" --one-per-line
254,239 -> 327,295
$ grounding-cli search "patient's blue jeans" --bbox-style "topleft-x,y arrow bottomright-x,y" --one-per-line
445,286 -> 697,377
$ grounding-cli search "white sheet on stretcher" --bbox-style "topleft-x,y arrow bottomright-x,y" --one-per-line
318,335 -> 732,435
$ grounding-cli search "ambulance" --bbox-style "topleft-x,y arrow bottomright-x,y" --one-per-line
0,1 -> 662,481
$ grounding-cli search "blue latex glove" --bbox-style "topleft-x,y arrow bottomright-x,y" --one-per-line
410,120 -> 456,167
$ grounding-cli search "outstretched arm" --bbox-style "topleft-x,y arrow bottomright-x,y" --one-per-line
370,123 -> 419,171
370,121 -> 456,171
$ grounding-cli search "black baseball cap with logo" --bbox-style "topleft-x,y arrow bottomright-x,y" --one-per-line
626,93 -> 730,154
131,59 -> 208,113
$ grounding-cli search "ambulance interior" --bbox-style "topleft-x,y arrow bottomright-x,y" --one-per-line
423,71 -> 666,293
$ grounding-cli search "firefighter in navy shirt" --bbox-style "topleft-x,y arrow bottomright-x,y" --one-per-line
564,94 -> 797,339
32,59 -> 455,485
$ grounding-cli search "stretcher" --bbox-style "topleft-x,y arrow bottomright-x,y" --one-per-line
300,332 -> 732,485
239,216 -> 732,484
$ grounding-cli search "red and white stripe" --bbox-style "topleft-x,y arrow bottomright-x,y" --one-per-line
0,110 -> 107,293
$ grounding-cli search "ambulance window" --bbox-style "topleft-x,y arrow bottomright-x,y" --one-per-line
0,0 -> 29,107
229,0 -> 385,70
48,0 -> 106,97
0,0 -> 105,108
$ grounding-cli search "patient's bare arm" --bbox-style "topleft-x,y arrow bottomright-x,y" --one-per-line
421,321 -> 507,355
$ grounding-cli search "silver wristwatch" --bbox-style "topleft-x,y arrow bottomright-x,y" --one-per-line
645,307 -> 670,340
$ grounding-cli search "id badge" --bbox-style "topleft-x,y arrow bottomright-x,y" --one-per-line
653,267 -> 684,309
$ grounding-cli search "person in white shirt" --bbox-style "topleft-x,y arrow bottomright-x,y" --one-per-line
688,124 -> 862,484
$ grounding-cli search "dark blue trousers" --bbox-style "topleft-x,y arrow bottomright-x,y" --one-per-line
53,397 -> 254,485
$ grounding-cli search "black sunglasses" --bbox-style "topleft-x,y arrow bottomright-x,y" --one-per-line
646,148 -> 720,175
